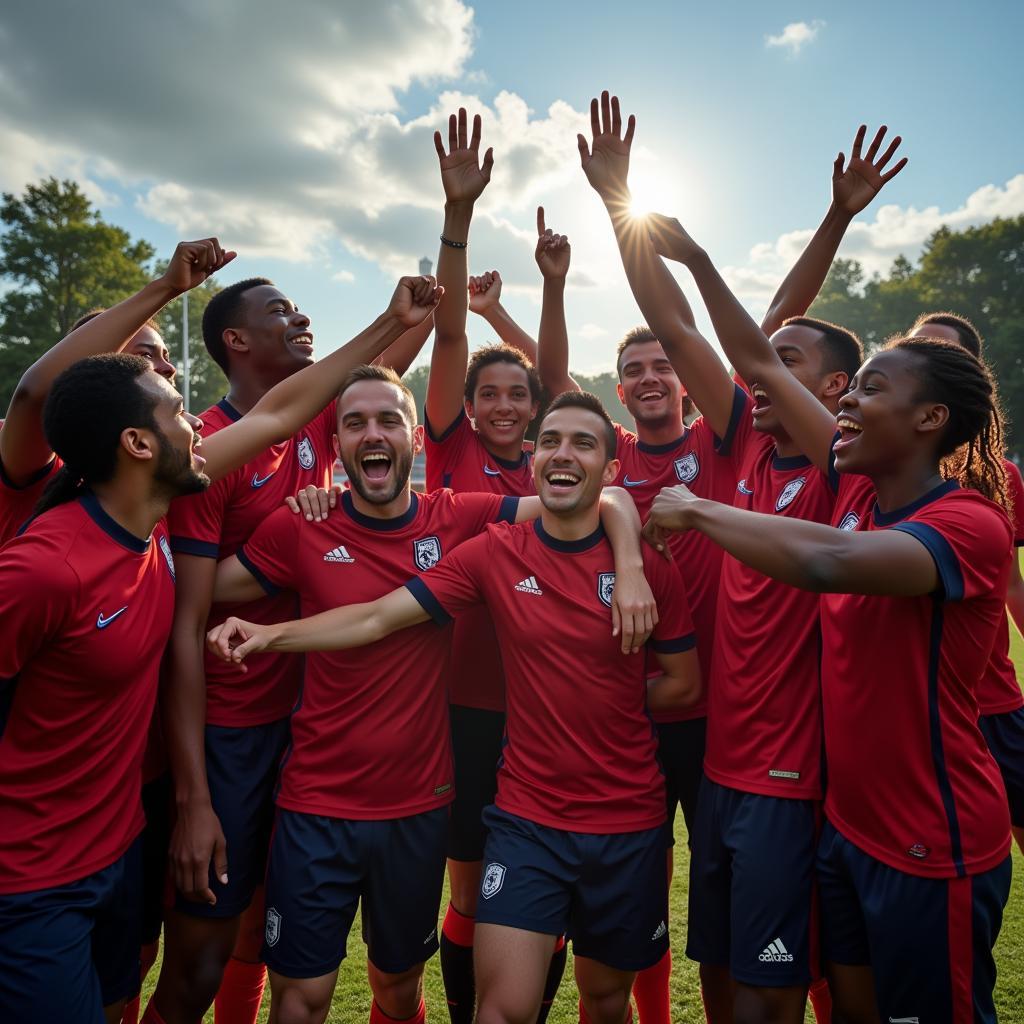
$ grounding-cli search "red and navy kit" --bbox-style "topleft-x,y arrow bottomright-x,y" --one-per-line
167,398 -> 336,726
824,476 -> 1012,877
0,427 -> 60,546
424,408 -> 535,713
0,494 -> 176,894
240,488 -> 518,819
708,389 -> 836,800
406,519 -> 696,833
611,393 -> 741,723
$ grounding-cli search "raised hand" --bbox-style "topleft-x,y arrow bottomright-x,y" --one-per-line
386,275 -> 444,328
832,125 -> 907,217
206,616 -> 272,669
577,90 -> 635,203
434,108 -> 494,206
535,206 -> 571,280
159,237 -> 237,294
646,212 -> 704,266
469,271 -> 502,315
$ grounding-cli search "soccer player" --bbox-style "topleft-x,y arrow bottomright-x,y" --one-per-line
203,370 -> 657,1024
208,389 -> 700,1024
147,282 -> 435,1024
646,336 -> 1013,1024
0,268 -> 440,1024
909,312 -> 1024,854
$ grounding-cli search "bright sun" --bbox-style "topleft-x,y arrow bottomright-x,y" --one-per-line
627,161 -> 677,220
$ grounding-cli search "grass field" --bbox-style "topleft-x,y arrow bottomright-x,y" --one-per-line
142,618 -> 1024,1022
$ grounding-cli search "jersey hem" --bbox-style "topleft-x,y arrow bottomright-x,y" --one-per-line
704,762 -> 822,802
275,792 -> 453,820
978,695 -> 1024,716
650,703 -> 708,723
495,797 -> 666,835
205,706 -> 299,728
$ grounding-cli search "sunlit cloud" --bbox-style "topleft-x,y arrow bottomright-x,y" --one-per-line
765,20 -> 824,56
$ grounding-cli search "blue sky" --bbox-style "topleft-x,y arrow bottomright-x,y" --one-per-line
0,1 -> 1021,374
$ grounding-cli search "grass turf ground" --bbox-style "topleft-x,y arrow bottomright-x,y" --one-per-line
142,616 -> 1024,1022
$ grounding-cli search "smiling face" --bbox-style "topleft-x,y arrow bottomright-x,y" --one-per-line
466,361 -> 539,450
534,405 -> 620,517
140,372 -> 209,496
616,338 -> 686,429
231,284 -> 315,378
126,325 -> 176,382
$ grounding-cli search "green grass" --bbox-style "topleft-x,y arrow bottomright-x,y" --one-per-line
144,610 -> 1024,1022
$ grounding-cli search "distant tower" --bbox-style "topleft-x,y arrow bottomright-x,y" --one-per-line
419,257 -> 433,276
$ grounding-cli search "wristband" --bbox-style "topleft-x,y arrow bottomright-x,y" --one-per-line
440,234 -> 468,250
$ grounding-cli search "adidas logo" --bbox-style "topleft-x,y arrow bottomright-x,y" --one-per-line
324,545 -> 355,563
651,920 -> 667,941
759,937 -> 794,963
514,575 -> 543,595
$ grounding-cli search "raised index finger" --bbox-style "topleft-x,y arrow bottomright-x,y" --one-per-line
537,206 -> 546,236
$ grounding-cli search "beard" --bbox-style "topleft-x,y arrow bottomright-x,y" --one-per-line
153,426 -> 209,498
341,446 -> 413,506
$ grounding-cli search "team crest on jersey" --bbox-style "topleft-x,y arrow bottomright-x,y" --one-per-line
414,535 -> 442,571
296,437 -> 315,470
597,572 -> 616,608
159,535 -> 176,580
838,510 -> 860,531
265,907 -> 281,947
775,476 -> 806,512
674,452 -> 699,483
481,862 -> 506,899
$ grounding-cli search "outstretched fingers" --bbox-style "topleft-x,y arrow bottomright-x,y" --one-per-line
850,123 -> 866,160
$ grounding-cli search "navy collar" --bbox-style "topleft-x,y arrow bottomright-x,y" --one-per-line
533,518 -> 606,553
873,479 -> 959,527
637,430 -> 688,455
216,398 -> 242,423
341,489 -> 419,531
772,451 -> 812,471
79,493 -> 151,553
485,446 -> 530,470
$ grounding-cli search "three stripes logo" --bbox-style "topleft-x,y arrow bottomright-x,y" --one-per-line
758,937 -> 794,963
324,545 -> 355,563
514,575 -> 543,596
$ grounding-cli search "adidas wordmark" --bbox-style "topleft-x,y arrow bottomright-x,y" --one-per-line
759,937 -> 794,963
324,545 -> 355,563
514,575 -> 543,595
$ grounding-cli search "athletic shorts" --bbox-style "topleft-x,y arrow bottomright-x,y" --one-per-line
176,717 -> 290,919
0,836 -> 143,1021
655,716 -> 707,846
476,806 -> 669,972
817,820 -> 1011,1023
978,707 -> 1024,827
448,704 -> 506,861
686,779 -> 820,987
261,807 -> 448,978
140,771 -> 171,945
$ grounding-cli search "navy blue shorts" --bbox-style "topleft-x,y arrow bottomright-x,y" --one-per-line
140,772 -> 171,944
176,717 -> 290,919
817,820 -> 1011,1023
655,716 -> 706,847
262,807 -> 448,977
686,779 -> 820,987
476,806 -> 669,972
979,707 -> 1024,827
0,837 -> 143,1021
448,704 -> 506,862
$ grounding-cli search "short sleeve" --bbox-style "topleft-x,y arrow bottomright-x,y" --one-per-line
423,408 -> 472,491
238,506 -> 302,596
449,490 -> 519,536
309,400 -> 339,465
168,472 -> 235,558
645,547 -> 696,653
404,531 -> 488,624
712,383 -> 753,465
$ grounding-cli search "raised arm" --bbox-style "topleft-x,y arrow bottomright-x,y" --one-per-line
207,587 -> 430,668
201,275 -> 441,481
534,207 -> 579,397
469,271 -> 538,364
1,239 -> 234,484
761,125 -> 907,336
578,91 -> 735,436
375,316 -> 435,378
426,108 -> 494,434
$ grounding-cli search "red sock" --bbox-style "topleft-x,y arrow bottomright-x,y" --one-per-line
214,957 -> 267,1024
579,997 -> 591,1024
631,948 -> 671,1024
122,995 -> 142,1024
369,998 -> 426,1024
442,901 -> 476,945
140,1003 -> 168,1024
808,977 -> 832,1024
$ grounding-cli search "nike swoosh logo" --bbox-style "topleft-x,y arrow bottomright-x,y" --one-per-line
483,466 -> 501,476
96,607 -> 128,629
251,471 -> 276,488
622,476 -> 648,487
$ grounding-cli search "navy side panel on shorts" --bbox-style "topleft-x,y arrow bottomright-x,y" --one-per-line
448,704 -> 506,861
979,708 -> 1024,827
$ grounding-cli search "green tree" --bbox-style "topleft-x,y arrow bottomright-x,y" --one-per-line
0,178 -> 154,407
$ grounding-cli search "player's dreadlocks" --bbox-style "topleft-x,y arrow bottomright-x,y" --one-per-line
889,336 -> 1010,515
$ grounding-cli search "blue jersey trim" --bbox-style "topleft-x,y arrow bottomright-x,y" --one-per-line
771,451 -> 812,471
649,632 -> 697,654
404,576 -> 452,626
79,493 -> 150,553
216,398 -> 243,423
533,519 -> 605,553
169,535 -> 220,559
890,522 -> 965,602
636,432 -> 688,456
423,406 -> 464,444
489,448 -> 529,470
712,383 -> 748,456
497,496 -> 519,524
237,547 -> 280,597
0,455 -> 56,491
0,673 -> 17,741
342,489 -> 420,531
872,479 -> 958,527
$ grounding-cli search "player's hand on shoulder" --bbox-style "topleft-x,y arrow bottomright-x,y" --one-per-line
535,207 -> 571,280
285,483 -> 342,522
610,564 -> 659,655
169,801 -> 228,906
159,237 -> 237,295
206,617 -> 270,669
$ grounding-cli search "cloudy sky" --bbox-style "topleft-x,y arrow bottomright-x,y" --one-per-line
1,0 -> 1021,373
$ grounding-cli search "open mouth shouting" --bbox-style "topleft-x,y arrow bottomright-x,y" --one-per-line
545,468 -> 582,493
833,415 -> 863,454
751,384 -> 772,416
287,329 -> 315,353
359,449 -> 393,482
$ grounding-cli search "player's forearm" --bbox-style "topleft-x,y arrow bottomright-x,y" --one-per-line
262,603 -> 387,654
164,630 -> 214,808
434,202 -> 474,345
482,302 -> 538,365
646,668 -> 701,713
761,204 -> 852,337
600,486 -> 644,572
537,278 -> 577,396
375,316 -> 434,378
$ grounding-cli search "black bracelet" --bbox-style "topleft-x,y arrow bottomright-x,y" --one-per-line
440,234 -> 468,249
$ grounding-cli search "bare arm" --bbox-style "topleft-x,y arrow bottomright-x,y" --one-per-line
470,271 -> 538,364
213,553 -> 270,605
646,647 -> 702,713
534,207 -> 579,397
1,239 -> 235,484
375,316 -> 435,378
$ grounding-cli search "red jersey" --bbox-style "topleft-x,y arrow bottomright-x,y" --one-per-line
0,434 -> 61,546
406,520 -> 696,833
241,488 -> 517,819
975,459 -> 1024,715
424,409 -> 536,713
824,477 -> 1012,878
167,399 -> 336,727
0,495 -> 176,893
706,391 -> 836,800
611,391 -> 741,722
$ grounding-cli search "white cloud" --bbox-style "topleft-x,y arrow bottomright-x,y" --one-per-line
765,20 -> 824,56
333,270 -> 356,284
578,323 -> 608,339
